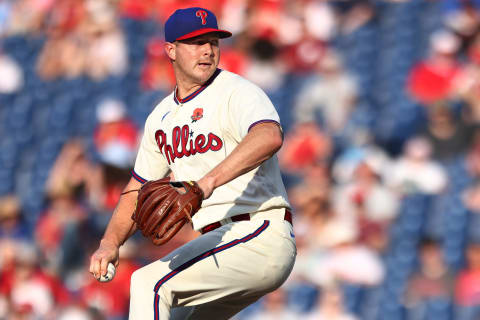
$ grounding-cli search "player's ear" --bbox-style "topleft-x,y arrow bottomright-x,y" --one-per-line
164,42 -> 176,61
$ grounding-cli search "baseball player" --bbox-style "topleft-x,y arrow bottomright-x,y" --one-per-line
89,7 -> 296,319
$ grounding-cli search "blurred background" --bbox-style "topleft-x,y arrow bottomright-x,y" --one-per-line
1,0 -> 480,319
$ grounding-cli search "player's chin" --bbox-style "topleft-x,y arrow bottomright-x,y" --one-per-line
196,64 -> 215,78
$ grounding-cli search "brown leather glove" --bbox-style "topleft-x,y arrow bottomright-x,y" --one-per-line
132,178 -> 204,245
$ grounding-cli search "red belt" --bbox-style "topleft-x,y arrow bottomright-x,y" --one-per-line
201,209 -> 292,234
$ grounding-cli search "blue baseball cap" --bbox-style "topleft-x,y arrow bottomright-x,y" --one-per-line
165,7 -> 232,43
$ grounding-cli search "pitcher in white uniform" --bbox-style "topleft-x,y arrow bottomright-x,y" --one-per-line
89,7 -> 296,320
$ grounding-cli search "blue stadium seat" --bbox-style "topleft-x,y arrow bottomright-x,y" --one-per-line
0,169 -> 14,195
379,298 -> 405,320
287,283 -> 319,313
0,138 -> 19,170
358,286 -> 382,320
342,284 -> 364,314
455,305 -> 480,320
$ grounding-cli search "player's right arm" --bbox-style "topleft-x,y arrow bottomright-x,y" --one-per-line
89,104 -> 172,280
89,176 -> 141,280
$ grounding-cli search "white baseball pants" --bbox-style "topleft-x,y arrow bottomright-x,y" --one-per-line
128,209 -> 296,320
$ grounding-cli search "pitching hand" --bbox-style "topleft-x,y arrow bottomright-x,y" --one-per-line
89,239 -> 120,281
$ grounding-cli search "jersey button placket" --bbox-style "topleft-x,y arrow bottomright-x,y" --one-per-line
173,102 -> 183,117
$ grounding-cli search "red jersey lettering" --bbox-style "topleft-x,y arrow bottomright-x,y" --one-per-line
155,125 -> 223,164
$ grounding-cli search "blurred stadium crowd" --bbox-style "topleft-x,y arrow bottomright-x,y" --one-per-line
1,0 -> 480,319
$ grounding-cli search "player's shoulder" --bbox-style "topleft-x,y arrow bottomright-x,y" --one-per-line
145,92 -> 175,124
217,69 -> 265,95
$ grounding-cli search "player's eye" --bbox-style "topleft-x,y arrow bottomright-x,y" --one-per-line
180,38 -> 219,46
196,39 -> 219,46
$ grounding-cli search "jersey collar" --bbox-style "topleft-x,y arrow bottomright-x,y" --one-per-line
174,68 -> 222,105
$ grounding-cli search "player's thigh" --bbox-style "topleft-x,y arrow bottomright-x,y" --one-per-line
184,220 -> 296,320
183,219 -> 295,294
132,218 -> 295,307
130,228 -> 226,291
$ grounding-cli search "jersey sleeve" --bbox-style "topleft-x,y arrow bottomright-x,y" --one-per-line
225,80 -> 281,141
132,114 -> 170,183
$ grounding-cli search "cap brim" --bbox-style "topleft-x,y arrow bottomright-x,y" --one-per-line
175,28 -> 232,41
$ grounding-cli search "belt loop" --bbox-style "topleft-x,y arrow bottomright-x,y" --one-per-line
284,208 -> 293,226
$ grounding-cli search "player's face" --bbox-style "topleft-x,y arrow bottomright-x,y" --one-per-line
170,34 -> 220,85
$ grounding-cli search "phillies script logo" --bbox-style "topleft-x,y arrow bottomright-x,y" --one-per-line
155,125 -> 223,164
196,10 -> 208,25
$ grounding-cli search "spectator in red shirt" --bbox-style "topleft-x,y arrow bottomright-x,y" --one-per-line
407,29 -> 463,105
0,241 -> 70,318
455,242 -> 480,306
94,98 -> 139,169
93,98 -> 139,214
278,122 -> 332,175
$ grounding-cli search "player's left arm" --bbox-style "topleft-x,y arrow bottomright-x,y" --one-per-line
197,121 -> 282,198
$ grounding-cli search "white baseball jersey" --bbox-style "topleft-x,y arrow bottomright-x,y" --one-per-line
132,69 -> 290,230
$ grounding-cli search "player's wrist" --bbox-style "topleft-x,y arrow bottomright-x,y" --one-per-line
100,237 -> 121,249
197,176 -> 216,199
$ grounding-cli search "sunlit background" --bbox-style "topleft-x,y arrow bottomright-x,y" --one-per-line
1,0 -> 480,319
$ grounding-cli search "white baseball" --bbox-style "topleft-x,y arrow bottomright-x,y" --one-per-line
99,262 -> 116,282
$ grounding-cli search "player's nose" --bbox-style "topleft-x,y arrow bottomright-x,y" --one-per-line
201,42 -> 215,57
